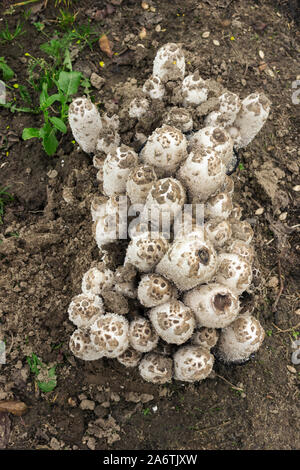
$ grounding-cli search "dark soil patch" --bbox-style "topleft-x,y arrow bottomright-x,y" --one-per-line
0,0 -> 299,450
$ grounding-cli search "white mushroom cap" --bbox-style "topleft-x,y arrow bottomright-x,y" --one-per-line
103,145 -> 138,196
126,164 -> 157,205
140,125 -> 188,176
96,114 -> 120,155
204,91 -> 241,128
90,313 -> 129,358
128,96 -> 150,119
113,263 -> 138,299
125,231 -> 170,273
68,97 -> 102,154
205,218 -> 232,248
129,316 -> 159,352
69,328 -> 104,361
138,352 -> 173,384
137,273 -> 178,308
183,282 -> 240,328
216,315 -> 265,363
117,347 -> 142,368
68,293 -> 105,328
230,203 -> 243,221
94,195 -> 128,248
153,43 -> 185,83
205,192 -> 233,220
222,175 -> 234,196
177,145 -> 226,202
191,327 -> 219,350
142,177 -> 186,232
181,71 -> 208,107
230,220 -> 254,244
215,253 -> 252,295
82,265 -> 114,296
149,300 -> 196,345
156,229 -> 217,291
173,345 -> 214,382
143,75 -> 165,100
189,126 -> 233,167
91,196 -> 108,222
226,239 -> 254,264
163,107 -> 193,133
233,93 -> 271,149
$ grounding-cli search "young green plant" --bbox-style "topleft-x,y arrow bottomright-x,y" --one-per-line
27,353 -> 57,393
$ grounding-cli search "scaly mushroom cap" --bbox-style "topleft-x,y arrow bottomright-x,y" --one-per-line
153,43 -> 185,83
226,239 -> 254,264
90,195 -> 108,222
163,107 -> 193,133
125,231 -> 169,273
140,125 -> 187,176
103,145 -> 138,196
129,316 -> 159,353
69,328 -> 104,361
82,265 -> 114,296
90,313 -> 129,358
177,145 -> 226,202
189,126 -> 233,167
230,220 -> 254,244
217,315 -> 265,363
205,192 -> 233,220
156,229 -> 217,291
126,164 -> 157,205
205,91 -> 241,128
174,345 -> 214,382
117,347 -> 142,368
205,218 -> 232,248
149,300 -> 196,345
215,253 -> 252,295
128,95 -> 150,119
143,75 -> 165,100
183,282 -> 240,328
68,293 -> 105,328
138,273 -> 178,308
68,97 -> 102,154
94,195 -> 128,247
191,327 -> 219,350
233,92 -> 271,149
139,352 -> 173,384
181,71 -> 208,106
96,113 -> 120,155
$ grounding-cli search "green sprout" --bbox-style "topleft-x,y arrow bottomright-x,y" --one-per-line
27,353 -> 57,393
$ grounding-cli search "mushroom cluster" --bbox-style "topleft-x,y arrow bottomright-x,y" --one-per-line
67,43 -> 268,384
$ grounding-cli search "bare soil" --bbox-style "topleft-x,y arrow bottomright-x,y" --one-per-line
0,0 -> 299,450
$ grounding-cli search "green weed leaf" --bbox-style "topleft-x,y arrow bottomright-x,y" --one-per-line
49,116 -> 67,133
22,127 -> 40,140
58,70 -> 81,96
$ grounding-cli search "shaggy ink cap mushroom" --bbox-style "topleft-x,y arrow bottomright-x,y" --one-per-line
68,97 -> 102,154
204,91 -> 241,128
177,145 -> 226,202
96,113 -> 120,155
226,240 -> 254,264
128,95 -> 150,119
215,253 -> 252,295
163,107 -> 193,133
140,125 -> 188,176
191,327 -> 219,350
137,273 -> 178,308
233,92 -> 271,149
138,352 -> 173,384
90,313 -> 129,358
173,345 -> 214,383
68,293 -> 105,328
143,75 -> 165,100
156,228 -> 217,291
153,43 -> 185,83
117,347 -> 142,368
91,195 -> 108,222
205,218 -> 232,248
230,220 -> 254,244
103,145 -> 138,196
69,328 -> 104,361
94,195 -> 129,248
183,282 -> 240,328
217,315 -> 265,363
129,316 -> 159,353
205,192 -> 233,220
126,164 -> 158,205
149,300 -> 196,345
125,231 -> 170,273
82,264 -> 114,296
189,126 -> 233,167
181,71 -> 208,107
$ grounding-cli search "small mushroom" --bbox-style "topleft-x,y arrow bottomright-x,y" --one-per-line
191,327 -> 219,350
68,293 -> 105,328
117,347 -> 142,368
68,97 -> 102,154
204,91 -> 241,128
181,71 -> 208,107
125,231 -> 169,273
103,145 -> 138,196
138,273 -> 178,308
143,75 -> 165,100
126,164 -> 158,205
215,253 -> 252,295
82,264 -> 114,296
173,345 -> 214,382
139,352 -> 173,384
69,328 -> 104,361
129,316 -> 159,352
153,43 -> 185,83
189,126 -> 233,167
163,107 -> 193,133
90,313 -> 129,358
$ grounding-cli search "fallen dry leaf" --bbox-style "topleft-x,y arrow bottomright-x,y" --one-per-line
0,401 -> 28,417
99,34 -> 113,58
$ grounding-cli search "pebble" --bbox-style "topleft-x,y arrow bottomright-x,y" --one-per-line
79,399 -> 95,411
50,437 -> 61,450
287,365 -> 297,374
141,1 -> 149,9
279,212 -> 287,221
90,73 -> 105,90
292,185 -> 300,192
258,50 -> 265,59
202,31 -> 210,38
255,207 -> 264,215
213,39 -> 220,46
155,25 -> 161,32
47,169 -> 58,179
241,78 -> 246,86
